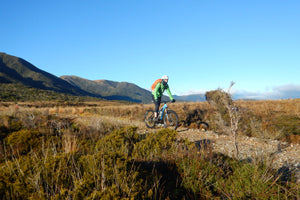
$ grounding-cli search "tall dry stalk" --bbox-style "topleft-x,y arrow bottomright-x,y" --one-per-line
206,81 -> 240,158
226,81 -> 240,159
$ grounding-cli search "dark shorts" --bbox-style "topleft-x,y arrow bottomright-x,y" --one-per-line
152,95 -> 161,113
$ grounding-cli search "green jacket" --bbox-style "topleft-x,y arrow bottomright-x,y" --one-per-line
152,81 -> 174,100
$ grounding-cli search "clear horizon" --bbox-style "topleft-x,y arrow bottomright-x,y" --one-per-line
1,0 -> 299,99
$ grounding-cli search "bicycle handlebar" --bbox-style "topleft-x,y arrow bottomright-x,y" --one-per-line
152,100 -> 176,104
161,100 -> 174,104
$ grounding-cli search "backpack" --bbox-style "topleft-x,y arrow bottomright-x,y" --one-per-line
151,79 -> 162,91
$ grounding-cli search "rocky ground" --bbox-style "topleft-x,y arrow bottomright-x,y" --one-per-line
112,116 -> 300,183
63,114 -> 300,183
175,127 -> 300,183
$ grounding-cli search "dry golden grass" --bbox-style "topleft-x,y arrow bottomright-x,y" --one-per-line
236,99 -> 300,117
1,99 -> 298,119
1,99 -> 299,142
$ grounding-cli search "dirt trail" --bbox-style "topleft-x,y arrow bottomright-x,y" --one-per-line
67,114 -> 300,182
121,118 -> 299,175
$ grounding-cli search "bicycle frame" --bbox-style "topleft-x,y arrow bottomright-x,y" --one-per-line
144,100 -> 178,130
158,102 -> 168,121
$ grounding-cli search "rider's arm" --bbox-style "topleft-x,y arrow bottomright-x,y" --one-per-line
166,86 -> 174,100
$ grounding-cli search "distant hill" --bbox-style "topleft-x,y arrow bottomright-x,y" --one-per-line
0,52 -> 96,97
61,76 -> 153,103
0,52 -> 154,103
0,52 -> 207,103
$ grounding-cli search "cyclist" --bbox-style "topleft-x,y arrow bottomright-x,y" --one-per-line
151,75 -> 176,120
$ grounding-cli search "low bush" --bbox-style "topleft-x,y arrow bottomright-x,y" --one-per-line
6,129 -> 41,154
133,128 -> 177,160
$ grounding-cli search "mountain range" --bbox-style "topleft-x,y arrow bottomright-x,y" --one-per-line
0,53 -> 94,97
60,75 -> 153,102
1,52 -> 201,103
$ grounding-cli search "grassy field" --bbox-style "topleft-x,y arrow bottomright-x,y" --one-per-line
0,99 -> 299,199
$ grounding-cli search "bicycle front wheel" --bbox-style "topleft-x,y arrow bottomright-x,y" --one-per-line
164,110 -> 179,130
145,109 -> 155,128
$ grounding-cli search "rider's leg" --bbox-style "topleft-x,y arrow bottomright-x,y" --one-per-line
152,95 -> 161,118
155,99 -> 161,119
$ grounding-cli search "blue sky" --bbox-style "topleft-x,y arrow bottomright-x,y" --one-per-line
1,0 -> 300,99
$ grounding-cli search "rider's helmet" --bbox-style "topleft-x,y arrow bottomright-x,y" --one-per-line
162,75 -> 169,80
162,75 -> 169,86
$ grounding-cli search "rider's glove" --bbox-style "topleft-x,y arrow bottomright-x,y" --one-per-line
171,99 -> 176,103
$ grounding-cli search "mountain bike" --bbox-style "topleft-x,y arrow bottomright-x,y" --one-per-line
144,101 -> 179,130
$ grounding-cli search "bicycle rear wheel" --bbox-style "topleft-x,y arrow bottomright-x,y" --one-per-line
145,109 -> 155,128
164,110 -> 179,130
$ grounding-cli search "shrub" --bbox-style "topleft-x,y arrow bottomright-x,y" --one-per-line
96,126 -> 139,159
205,89 -> 232,125
215,162 -> 296,199
6,129 -> 41,154
78,126 -> 144,199
176,151 -> 300,199
133,128 -> 177,160
0,116 -> 23,133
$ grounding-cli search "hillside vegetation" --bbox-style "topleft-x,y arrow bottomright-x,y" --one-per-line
61,75 -> 153,103
0,83 -> 103,102
0,53 -> 154,103
0,53 -> 93,97
0,98 -> 299,199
